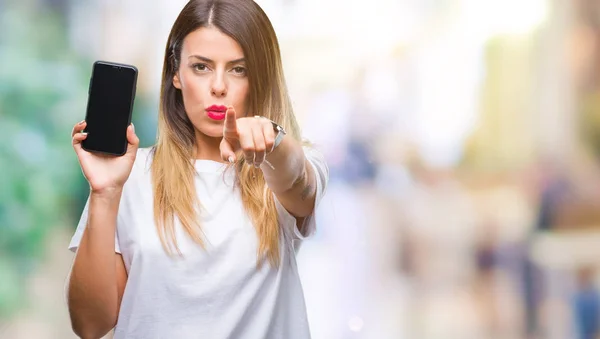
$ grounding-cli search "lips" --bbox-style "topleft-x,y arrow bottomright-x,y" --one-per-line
206,105 -> 227,121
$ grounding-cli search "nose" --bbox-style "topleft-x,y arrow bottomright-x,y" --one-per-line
211,73 -> 227,98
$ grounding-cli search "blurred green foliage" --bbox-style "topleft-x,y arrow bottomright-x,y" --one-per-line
580,92 -> 600,158
0,3 -> 88,318
0,2 -> 155,319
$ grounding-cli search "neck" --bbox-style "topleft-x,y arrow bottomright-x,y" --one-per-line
193,130 -> 224,162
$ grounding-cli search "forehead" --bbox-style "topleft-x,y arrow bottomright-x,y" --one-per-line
181,26 -> 244,59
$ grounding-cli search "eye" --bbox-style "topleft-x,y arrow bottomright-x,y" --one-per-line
192,63 -> 209,72
231,66 -> 246,75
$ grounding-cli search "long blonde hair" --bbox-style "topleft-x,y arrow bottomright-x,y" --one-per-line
151,0 -> 301,267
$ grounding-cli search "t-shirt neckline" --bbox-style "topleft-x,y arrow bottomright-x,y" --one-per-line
193,160 -> 229,173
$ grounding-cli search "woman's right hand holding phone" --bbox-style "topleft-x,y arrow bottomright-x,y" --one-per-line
72,120 -> 139,196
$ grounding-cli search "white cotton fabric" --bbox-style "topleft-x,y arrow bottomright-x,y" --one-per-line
68,146 -> 328,339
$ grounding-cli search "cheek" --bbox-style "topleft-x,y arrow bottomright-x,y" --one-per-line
180,75 -> 205,103
232,82 -> 250,116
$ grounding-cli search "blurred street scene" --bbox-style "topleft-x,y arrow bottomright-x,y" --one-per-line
3,0 -> 600,338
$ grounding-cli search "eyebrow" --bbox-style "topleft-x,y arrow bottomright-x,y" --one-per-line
188,55 -> 245,64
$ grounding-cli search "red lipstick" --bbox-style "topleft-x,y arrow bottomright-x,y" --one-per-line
206,105 -> 227,121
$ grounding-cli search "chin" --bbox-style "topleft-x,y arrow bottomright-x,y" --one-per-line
196,125 -> 224,139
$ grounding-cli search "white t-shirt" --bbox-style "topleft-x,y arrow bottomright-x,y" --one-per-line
68,146 -> 328,339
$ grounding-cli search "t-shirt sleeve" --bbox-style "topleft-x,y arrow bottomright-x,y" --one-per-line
274,145 -> 329,240
295,146 -> 329,239
68,195 -> 121,254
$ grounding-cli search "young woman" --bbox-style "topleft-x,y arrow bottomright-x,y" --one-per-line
65,1 -> 328,338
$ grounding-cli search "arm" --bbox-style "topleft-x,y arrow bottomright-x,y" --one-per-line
260,137 -> 316,218
219,107 -> 317,218
67,190 -> 128,339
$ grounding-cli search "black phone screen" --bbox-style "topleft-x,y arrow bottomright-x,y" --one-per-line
82,61 -> 137,156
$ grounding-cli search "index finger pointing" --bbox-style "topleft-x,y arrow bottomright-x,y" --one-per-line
223,106 -> 238,137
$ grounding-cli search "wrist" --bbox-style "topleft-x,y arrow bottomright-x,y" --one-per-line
90,186 -> 123,200
263,117 -> 286,152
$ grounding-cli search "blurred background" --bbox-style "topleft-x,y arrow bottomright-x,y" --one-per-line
2,0 -> 600,338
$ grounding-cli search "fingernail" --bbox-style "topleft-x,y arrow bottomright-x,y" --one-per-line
81,132 -> 88,135
79,120 -> 86,124
131,123 -> 135,131
228,156 -> 234,163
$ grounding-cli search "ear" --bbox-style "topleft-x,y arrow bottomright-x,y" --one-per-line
173,73 -> 182,89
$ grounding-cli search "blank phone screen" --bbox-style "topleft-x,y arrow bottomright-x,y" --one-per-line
82,62 -> 137,155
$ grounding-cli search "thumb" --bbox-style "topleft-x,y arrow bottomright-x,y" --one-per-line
126,123 -> 140,151
220,138 -> 236,163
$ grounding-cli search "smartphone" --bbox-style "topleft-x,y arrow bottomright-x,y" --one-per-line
82,61 -> 138,156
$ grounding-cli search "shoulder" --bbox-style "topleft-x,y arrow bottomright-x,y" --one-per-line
303,145 -> 324,161
302,144 -> 329,181
122,147 -> 154,190
132,147 -> 155,173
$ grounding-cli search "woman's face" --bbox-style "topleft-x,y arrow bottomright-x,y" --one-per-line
173,26 -> 249,139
